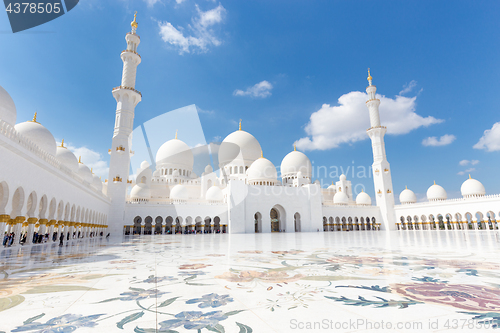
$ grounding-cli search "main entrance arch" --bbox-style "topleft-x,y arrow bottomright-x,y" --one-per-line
270,205 -> 286,232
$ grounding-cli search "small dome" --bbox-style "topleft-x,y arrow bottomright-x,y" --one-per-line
247,157 -> 277,183
156,138 -> 194,171
399,187 -> 417,204
461,176 -> 485,198
218,130 -> 262,167
333,191 -> 349,205
0,84 -> 16,126
55,143 -> 78,172
280,150 -> 312,178
92,174 -> 102,191
189,172 -> 198,179
15,116 -> 57,156
327,182 -> 336,191
427,182 -> 447,201
204,164 -> 213,174
206,186 -> 223,202
77,161 -> 93,183
339,174 -> 347,181
130,183 -> 150,200
140,160 -> 150,169
356,191 -> 372,205
170,184 -> 188,201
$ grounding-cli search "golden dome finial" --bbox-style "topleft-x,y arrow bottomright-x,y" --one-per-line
78,156 -> 82,164
469,174 -> 472,179
175,130 -> 178,140
405,185 -> 408,190
367,68 -> 373,83
362,188 -> 364,192
30,112 -> 38,123
433,180 -> 436,185
131,11 -> 138,30
239,119 -> 242,131
332,181 -> 334,185
60,139 -> 65,148
91,168 -> 93,174
261,150 -> 263,158
294,144 -> 296,151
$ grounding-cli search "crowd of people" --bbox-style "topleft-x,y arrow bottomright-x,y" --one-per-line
2,231 -> 109,247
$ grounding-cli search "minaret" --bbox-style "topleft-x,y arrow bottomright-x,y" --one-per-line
107,12 -> 142,235
365,69 -> 396,231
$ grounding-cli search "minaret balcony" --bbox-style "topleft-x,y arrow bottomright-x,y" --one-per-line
121,50 -> 141,59
112,85 -> 142,97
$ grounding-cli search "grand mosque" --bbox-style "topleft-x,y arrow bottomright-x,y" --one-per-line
1,14 -> 499,246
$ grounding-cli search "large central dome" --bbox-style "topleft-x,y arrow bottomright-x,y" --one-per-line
218,129 -> 262,167
156,138 -> 194,170
0,85 -> 16,126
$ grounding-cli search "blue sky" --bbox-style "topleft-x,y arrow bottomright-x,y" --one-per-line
1,0 -> 500,201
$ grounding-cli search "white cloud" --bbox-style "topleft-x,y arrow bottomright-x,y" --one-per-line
458,168 -> 476,176
143,0 -> 162,7
473,122 -> 500,152
422,134 -> 456,147
233,80 -> 273,98
399,80 -> 417,95
295,91 -> 442,151
459,159 -> 479,166
158,3 -> 226,54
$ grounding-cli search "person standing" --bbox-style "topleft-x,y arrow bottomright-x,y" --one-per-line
59,233 -> 64,247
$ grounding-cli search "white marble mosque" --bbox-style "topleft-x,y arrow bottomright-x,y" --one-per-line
1,13 -> 500,333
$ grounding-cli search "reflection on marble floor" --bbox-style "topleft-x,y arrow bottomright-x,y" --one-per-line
1,231 -> 500,332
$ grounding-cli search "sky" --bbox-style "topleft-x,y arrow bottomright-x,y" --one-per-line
1,0 -> 500,202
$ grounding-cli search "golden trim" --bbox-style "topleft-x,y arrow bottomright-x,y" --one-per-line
0,214 -> 10,223
27,217 -> 38,224
131,11 -> 138,29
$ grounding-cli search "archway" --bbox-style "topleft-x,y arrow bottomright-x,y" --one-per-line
255,212 -> 262,233
294,212 -> 301,232
341,217 -> 347,231
270,205 -> 286,232
155,216 -> 163,234
144,216 -> 153,234
133,216 -> 142,234
165,216 -> 173,234
175,217 -> 183,233
328,217 -> 334,231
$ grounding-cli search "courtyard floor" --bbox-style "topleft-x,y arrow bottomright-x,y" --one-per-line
1,230 -> 500,332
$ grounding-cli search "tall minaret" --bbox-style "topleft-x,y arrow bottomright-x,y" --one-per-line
365,69 -> 396,231
107,12 -> 142,235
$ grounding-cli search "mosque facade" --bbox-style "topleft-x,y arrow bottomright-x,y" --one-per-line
0,16 -> 499,246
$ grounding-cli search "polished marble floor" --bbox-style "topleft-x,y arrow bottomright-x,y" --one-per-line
1,230 -> 500,332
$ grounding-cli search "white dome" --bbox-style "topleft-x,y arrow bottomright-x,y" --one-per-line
204,164 -> 213,174
327,182 -> 336,191
130,183 -> 151,200
170,184 -> 188,201
218,130 -> 262,167
55,144 -> 78,172
140,160 -> 150,169
247,157 -> 278,183
427,182 -> 447,201
156,138 -> 194,171
0,85 -> 16,126
461,177 -> 485,197
356,191 -> 372,205
92,174 -> 102,191
206,186 -> 223,202
339,174 -> 347,181
280,150 -> 312,178
333,191 -> 349,205
77,162 -> 93,183
399,188 -> 417,204
15,117 -> 57,156
190,172 -> 198,179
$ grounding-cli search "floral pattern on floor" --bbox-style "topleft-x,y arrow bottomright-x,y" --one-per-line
1,231 -> 500,332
